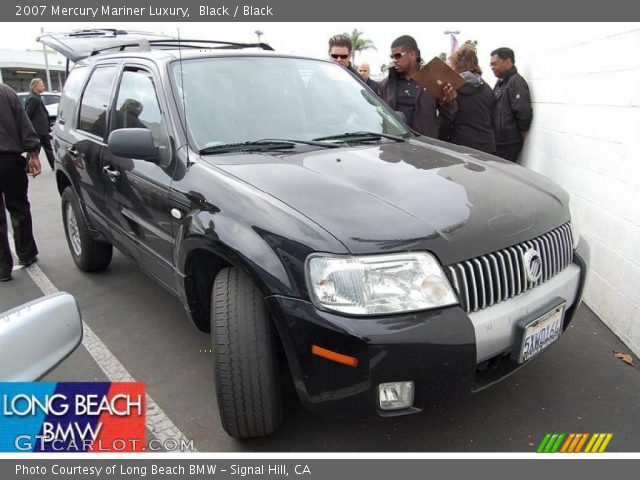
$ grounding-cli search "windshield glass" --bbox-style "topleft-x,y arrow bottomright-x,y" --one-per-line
170,56 -> 408,150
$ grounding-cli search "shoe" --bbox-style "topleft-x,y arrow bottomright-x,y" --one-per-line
18,256 -> 38,267
0,275 -> 11,282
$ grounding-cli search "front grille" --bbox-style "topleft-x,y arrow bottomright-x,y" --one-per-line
447,223 -> 573,313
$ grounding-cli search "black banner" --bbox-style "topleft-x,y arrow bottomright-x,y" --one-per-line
5,0 -> 640,21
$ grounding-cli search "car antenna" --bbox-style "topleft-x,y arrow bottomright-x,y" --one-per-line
177,27 -> 192,165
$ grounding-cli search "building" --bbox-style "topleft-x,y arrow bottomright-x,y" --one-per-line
0,48 -> 67,92
512,24 -> 640,356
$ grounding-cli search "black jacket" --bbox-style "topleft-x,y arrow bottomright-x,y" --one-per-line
0,83 -> 39,154
379,67 -> 457,139
442,73 -> 496,155
364,77 -> 380,94
493,66 -> 532,146
25,91 -> 50,136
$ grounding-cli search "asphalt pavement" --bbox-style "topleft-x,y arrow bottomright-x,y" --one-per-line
1,164 -> 639,452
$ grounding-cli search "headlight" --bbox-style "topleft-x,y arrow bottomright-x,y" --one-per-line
568,198 -> 580,249
306,252 -> 458,315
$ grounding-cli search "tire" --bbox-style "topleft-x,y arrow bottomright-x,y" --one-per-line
212,267 -> 283,438
61,187 -> 113,272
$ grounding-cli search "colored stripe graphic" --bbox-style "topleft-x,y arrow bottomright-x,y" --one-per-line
544,434 -> 558,453
538,433 -> 613,453
585,433 -> 613,453
550,433 -> 565,453
537,433 -> 552,453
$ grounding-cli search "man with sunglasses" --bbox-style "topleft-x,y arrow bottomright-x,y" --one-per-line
328,34 -> 360,77
490,47 -> 532,163
378,35 -> 457,139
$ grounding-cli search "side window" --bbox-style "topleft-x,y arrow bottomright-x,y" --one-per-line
78,66 -> 117,138
112,69 -> 165,147
57,66 -> 87,124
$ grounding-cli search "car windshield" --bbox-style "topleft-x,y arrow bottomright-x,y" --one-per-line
170,56 -> 409,150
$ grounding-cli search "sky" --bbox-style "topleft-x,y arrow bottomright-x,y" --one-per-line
3,22 -> 635,87
0,22 -> 546,82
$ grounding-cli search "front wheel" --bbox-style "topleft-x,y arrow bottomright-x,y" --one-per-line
211,267 -> 283,438
61,187 -> 113,272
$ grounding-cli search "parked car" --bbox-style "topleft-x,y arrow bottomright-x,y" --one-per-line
0,293 -> 83,381
41,30 -> 589,439
17,91 -> 61,127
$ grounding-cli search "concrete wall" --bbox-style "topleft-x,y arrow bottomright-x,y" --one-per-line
514,24 -> 640,355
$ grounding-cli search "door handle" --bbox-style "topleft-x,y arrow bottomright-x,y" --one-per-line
102,166 -> 121,183
68,148 -> 80,157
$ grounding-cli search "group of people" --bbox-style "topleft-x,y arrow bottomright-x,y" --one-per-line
327,34 -> 533,163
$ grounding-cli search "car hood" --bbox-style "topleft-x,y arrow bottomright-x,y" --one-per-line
204,139 -> 570,265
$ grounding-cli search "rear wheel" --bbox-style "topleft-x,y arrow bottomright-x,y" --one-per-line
61,187 -> 113,272
211,266 -> 283,438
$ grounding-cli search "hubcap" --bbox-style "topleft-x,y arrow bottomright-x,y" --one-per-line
66,203 -> 82,256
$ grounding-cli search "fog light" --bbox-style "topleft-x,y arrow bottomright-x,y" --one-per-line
378,381 -> 414,410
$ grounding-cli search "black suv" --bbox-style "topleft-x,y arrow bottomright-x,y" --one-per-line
43,30 -> 589,439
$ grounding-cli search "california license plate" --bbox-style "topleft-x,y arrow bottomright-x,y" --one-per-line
517,303 -> 565,363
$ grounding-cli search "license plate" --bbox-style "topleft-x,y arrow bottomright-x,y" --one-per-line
518,304 -> 565,363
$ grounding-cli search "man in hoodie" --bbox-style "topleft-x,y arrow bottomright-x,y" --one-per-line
378,35 -> 457,139
443,46 -> 496,155
490,47 -> 532,163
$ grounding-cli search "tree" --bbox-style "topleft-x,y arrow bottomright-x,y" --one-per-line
440,39 -> 478,62
344,29 -> 377,64
463,39 -> 478,51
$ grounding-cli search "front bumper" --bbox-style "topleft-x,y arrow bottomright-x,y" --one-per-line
266,241 -> 590,419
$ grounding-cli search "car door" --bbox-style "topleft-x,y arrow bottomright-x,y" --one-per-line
64,64 -> 119,235
102,64 -> 176,289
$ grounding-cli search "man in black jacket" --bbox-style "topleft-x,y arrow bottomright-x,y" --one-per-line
328,34 -> 360,78
25,78 -> 55,170
0,82 -> 41,282
357,62 -> 380,93
490,48 -> 533,163
378,35 -> 457,139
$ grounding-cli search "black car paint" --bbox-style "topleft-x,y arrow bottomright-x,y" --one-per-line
54,52 -> 587,420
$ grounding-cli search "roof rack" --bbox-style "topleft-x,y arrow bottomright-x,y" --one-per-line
89,39 -> 274,57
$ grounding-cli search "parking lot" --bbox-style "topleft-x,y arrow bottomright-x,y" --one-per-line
2,164 -> 639,452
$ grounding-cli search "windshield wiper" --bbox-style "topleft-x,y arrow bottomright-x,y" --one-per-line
312,131 -> 406,143
199,138 -> 339,155
258,138 -> 340,148
199,140 -> 296,155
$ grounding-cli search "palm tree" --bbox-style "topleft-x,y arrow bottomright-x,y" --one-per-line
344,29 -> 377,64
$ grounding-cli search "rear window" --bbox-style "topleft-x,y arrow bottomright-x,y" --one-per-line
78,66 -> 117,138
57,67 -> 87,124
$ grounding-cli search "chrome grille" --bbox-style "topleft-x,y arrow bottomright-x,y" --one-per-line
447,224 -> 573,313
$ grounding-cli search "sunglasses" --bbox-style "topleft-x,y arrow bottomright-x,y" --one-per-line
390,52 -> 409,60
330,54 -> 349,60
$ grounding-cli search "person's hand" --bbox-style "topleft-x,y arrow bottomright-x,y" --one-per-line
442,83 -> 458,102
28,153 -> 41,177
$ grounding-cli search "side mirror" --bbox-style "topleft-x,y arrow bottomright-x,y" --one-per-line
108,128 -> 158,162
0,293 -> 83,381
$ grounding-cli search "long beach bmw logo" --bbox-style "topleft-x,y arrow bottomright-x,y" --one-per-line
524,248 -> 542,283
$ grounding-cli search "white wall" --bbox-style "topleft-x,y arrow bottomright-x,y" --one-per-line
513,24 -> 640,355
